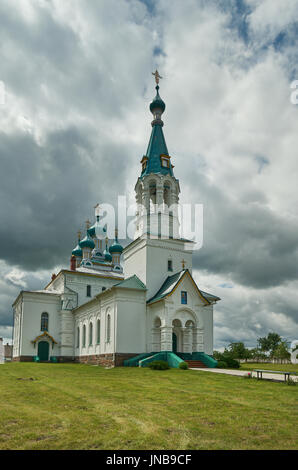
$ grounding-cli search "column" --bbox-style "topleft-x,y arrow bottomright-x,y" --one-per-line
160,325 -> 173,351
193,328 -> 204,352
182,327 -> 193,353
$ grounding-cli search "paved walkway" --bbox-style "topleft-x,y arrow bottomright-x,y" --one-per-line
190,367 -> 298,382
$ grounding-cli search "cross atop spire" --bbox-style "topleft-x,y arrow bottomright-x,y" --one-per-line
152,69 -> 162,85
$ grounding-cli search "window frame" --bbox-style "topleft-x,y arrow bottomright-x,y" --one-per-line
181,291 -> 188,305
41,312 -> 49,332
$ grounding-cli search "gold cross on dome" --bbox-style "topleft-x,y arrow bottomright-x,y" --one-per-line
181,259 -> 186,270
77,230 -> 82,240
85,219 -> 91,229
152,69 -> 162,85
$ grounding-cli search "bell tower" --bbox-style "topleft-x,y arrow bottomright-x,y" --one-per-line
124,72 -> 194,299
134,72 -> 180,240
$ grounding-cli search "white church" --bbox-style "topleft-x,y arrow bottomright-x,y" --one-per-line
12,73 -> 220,368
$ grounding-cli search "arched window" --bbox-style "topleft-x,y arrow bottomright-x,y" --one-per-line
89,322 -> 93,346
97,319 -> 101,344
83,325 -> 86,348
77,327 -> 80,348
106,314 -> 111,343
41,312 -> 49,332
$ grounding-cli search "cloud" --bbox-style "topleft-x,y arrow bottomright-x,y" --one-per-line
0,0 -> 297,348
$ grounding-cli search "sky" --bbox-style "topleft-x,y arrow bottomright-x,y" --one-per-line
0,0 -> 298,350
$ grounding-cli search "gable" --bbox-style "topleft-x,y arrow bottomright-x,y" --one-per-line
147,269 -> 211,306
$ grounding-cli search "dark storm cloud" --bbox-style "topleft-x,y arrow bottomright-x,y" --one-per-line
190,171 -> 298,289
0,127 -> 129,271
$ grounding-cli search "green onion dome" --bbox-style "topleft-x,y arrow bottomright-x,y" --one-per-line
104,249 -> 112,262
109,243 -> 123,254
79,232 -> 95,250
150,85 -> 165,114
109,239 -> 123,254
72,244 -> 82,258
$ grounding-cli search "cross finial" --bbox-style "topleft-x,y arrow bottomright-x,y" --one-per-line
152,69 -> 162,85
181,259 -> 186,270
85,219 -> 91,229
77,230 -> 81,240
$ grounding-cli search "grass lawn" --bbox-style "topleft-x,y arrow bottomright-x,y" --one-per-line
0,363 -> 297,450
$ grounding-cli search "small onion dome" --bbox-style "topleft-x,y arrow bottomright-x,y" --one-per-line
149,85 -> 165,114
109,239 -> 123,255
72,244 -> 82,258
104,249 -> 112,262
79,232 -> 95,250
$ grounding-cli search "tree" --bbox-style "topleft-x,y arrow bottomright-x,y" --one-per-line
249,348 -> 267,361
226,342 -> 251,361
272,341 -> 291,362
257,332 -> 282,357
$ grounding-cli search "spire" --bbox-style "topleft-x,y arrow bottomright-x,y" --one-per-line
141,71 -> 173,178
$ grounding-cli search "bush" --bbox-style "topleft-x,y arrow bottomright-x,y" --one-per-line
217,360 -> 228,369
225,357 -> 240,369
148,360 -> 170,370
215,353 -> 240,369
178,361 -> 188,370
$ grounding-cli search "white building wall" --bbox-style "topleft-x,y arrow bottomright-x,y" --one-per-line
115,290 -> 147,354
65,273 -> 120,307
20,293 -> 61,357
74,291 -> 117,357
124,237 -> 193,300
146,274 -> 214,354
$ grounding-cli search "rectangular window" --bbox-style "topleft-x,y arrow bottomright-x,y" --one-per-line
181,291 -> 187,304
86,285 -> 91,297
168,259 -> 173,271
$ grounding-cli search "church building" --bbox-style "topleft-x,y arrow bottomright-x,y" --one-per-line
12,73 -> 220,368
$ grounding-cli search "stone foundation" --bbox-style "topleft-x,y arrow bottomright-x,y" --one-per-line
75,353 -> 139,367
13,353 -> 139,366
13,356 -> 33,362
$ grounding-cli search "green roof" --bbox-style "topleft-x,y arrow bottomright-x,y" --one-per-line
141,123 -> 173,177
147,269 -> 218,305
141,85 -> 173,178
114,275 -> 146,290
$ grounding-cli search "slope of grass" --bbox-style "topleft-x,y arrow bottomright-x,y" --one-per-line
0,363 -> 297,450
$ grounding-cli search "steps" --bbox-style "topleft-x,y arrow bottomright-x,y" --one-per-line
185,360 -> 207,368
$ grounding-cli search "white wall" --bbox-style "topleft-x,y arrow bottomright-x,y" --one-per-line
19,293 -> 61,357
124,236 -> 193,300
65,272 -> 119,307
115,289 -> 147,354
146,273 -> 214,354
